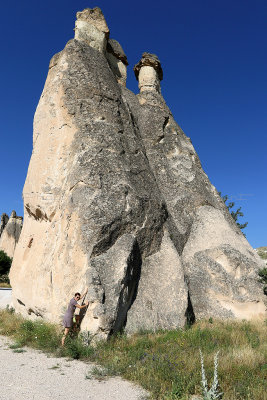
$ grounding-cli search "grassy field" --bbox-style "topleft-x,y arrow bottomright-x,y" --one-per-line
0,308 -> 266,399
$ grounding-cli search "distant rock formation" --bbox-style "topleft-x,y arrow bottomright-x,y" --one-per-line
0,213 -> 9,237
0,211 -> 23,258
10,7 -> 266,338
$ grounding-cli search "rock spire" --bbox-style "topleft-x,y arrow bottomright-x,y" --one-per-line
134,52 -> 163,93
0,213 -> 9,237
0,211 -> 23,258
74,7 -> 109,52
10,7 -> 266,338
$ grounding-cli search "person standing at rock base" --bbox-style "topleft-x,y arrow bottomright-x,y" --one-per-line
62,289 -> 88,346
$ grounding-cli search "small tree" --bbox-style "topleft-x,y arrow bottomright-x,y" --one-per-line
219,193 -> 248,232
0,250 -> 12,275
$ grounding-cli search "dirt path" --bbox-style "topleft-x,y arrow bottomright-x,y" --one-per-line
0,288 -> 12,309
0,336 -> 148,400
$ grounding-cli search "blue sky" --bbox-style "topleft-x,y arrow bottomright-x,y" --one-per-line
0,0 -> 266,247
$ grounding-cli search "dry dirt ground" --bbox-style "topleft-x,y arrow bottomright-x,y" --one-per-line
0,336 -> 148,400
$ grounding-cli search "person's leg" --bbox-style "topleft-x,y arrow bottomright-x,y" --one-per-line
73,315 -> 80,332
62,327 -> 70,346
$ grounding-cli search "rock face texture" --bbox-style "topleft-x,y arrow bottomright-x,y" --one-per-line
106,39 -> 128,86
10,7 -> 266,337
0,211 -> 23,258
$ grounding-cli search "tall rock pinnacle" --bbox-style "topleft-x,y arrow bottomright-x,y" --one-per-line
10,7 -> 266,338
0,213 -> 9,237
0,211 -> 23,258
134,52 -> 163,93
74,7 -> 109,52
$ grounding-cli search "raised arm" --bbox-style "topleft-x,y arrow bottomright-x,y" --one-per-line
80,288 -> 88,299
75,301 -> 89,309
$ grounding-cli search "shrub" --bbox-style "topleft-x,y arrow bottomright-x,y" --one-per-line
258,268 -> 267,284
0,250 -> 12,275
0,274 -> 9,283
257,248 -> 267,260
258,268 -> 267,296
63,335 -> 94,359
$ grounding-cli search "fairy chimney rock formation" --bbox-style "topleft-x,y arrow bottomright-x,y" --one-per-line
74,7 -> 109,52
0,213 -> 9,237
134,53 -> 163,93
10,7 -> 266,338
0,211 -> 23,258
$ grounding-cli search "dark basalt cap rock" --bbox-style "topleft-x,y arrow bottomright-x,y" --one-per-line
134,52 -> 163,81
106,39 -> 129,66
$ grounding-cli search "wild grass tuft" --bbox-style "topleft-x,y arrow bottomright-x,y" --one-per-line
0,309 -> 266,399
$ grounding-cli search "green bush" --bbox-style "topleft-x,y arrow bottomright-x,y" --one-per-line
257,248 -> 267,260
0,250 -> 12,275
258,268 -> 267,284
258,268 -> 267,296
0,274 -> 10,284
64,335 -> 94,359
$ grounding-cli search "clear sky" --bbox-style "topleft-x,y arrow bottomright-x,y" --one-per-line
0,0 -> 266,247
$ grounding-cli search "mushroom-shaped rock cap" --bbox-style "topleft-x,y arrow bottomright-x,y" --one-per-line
134,52 -> 163,81
76,7 -> 109,36
107,39 -> 129,66
10,210 -> 17,218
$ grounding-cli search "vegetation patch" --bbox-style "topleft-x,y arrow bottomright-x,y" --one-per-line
13,348 -> 26,353
9,343 -> 22,349
257,247 -> 267,261
258,268 -> 267,296
0,250 -> 12,287
0,308 -> 266,399
48,364 -> 60,370
0,280 -> 11,288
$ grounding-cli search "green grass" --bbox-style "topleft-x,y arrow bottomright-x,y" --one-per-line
9,343 -> 22,349
13,348 -> 26,353
0,309 -> 266,399
48,363 -> 60,369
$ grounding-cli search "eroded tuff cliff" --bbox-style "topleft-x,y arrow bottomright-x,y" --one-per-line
10,7 -> 266,338
0,211 -> 23,258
